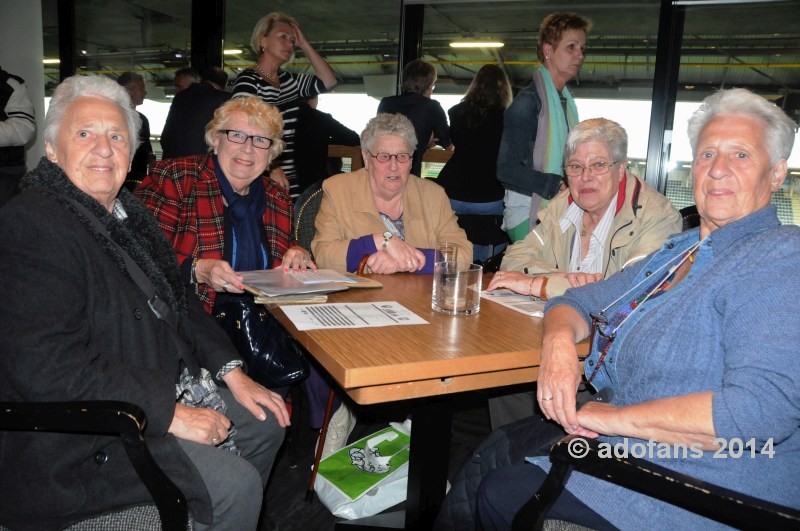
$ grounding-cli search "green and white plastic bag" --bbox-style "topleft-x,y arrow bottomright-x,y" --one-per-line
314,420 -> 411,520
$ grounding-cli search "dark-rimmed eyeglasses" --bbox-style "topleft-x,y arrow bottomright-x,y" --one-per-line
219,129 -> 274,150
368,151 -> 412,164
564,161 -> 618,177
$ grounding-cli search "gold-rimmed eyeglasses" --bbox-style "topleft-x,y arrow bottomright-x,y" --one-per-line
564,161 -> 619,177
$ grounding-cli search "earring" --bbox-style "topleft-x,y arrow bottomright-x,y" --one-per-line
260,46 -> 265,54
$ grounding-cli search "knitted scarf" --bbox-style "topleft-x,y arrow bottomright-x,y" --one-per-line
19,157 -> 187,313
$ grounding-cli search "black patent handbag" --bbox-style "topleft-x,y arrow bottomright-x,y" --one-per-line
213,298 -> 309,388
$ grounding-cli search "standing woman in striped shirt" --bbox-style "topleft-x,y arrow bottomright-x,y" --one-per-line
233,12 -> 338,198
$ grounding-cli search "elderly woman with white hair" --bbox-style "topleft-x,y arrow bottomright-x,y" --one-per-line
0,75 -> 288,530
473,88 -> 800,530
312,112 -> 470,275
307,113 -> 470,458
489,117 -> 682,301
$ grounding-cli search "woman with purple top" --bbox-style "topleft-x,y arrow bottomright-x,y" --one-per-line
312,112 -> 470,275
307,113 -> 470,458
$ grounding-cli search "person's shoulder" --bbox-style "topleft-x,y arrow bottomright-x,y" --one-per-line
1,187 -> 74,229
324,169 -> 364,190
378,94 -> 400,110
233,68 -> 258,82
154,154 -> 209,178
538,188 -> 570,220
408,175 -> 447,197
262,176 -> 291,203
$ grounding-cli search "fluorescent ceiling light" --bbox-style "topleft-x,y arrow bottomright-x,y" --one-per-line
43,58 -> 61,64
449,41 -> 504,48
223,49 -> 243,55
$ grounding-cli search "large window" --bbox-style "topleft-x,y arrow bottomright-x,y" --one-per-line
664,1 -> 800,225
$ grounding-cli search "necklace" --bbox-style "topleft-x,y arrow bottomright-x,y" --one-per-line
255,64 -> 279,84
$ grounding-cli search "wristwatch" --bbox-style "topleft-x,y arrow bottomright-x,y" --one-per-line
382,231 -> 393,251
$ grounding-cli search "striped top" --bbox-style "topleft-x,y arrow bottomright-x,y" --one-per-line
232,69 -> 326,198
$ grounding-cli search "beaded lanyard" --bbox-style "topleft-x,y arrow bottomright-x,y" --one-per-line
585,240 -> 701,383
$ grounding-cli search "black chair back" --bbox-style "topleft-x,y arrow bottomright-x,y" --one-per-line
293,179 -> 325,254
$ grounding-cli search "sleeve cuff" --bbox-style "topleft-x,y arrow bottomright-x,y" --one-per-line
346,235 -> 378,272
216,360 -> 244,380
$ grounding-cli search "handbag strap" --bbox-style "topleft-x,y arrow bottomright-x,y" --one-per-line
39,189 -> 198,371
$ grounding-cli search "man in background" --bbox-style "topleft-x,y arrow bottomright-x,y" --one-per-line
0,67 -> 35,207
378,59 -> 452,177
160,66 -> 231,160
173,67 -> 200,94
294,95 -> 359,194
117,72 -> 156,191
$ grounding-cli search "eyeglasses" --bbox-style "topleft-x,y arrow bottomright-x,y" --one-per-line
564,161 -> 619,177
219,129 -> 274,150
368,152 -> 412,164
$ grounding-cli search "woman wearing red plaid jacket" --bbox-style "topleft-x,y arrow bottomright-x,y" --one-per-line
138,96 -> 316,316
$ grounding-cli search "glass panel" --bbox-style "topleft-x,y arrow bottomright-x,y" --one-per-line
667,1 -> 800,226
420,1 -> 662,177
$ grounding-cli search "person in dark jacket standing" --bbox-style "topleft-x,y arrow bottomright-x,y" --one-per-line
378,59 -> 452,177
117,71 -> 156,191
161,66 -> 232,160
436,64 -> 513,261
293,95 -> 359,193
0,67 -> 35,207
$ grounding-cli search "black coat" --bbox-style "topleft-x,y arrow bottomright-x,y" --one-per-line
293,102 -> 359,194
160,82 -> 232,159
0,159 -> 237,530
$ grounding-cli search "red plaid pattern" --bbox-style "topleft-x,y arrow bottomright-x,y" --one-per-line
138,154 -> 292,312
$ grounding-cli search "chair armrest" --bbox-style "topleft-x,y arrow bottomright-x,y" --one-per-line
513,435 -> 800,531
0,401 -> 188,531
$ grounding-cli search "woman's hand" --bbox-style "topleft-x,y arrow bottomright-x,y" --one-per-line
223,367 -> 291,428
269,167 -> 289,191
537,306 -> 589,432
488,271 -> 544,295
371,234 -> 425,272
194,258 -> 244,293
281,246 -> 317,272
292,24 -> 309,50
169,403 -> 232,446
565,272 -> 603,288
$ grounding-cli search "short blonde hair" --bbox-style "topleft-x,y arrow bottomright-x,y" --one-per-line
250,12 -> 298,55
205,96 -> 285,160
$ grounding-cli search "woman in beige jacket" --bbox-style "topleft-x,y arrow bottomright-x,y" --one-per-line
488,118 -> 681,300
312,112 -> 470,274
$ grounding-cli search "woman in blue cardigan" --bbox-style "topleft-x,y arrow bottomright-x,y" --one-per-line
473,88 -> 800,529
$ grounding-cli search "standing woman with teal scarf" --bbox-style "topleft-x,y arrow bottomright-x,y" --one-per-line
497,12 -> 591,242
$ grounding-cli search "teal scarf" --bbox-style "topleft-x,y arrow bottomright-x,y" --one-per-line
533,65 -> 579,176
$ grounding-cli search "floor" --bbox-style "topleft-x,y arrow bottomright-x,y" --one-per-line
258,386 -> 506,531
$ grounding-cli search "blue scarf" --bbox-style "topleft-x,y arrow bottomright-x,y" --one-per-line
213,155 -> 269,271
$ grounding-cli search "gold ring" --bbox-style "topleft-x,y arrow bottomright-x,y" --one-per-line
541,397 -> 553,401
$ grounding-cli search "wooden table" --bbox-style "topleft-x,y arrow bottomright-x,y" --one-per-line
270,273 -> 586,529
